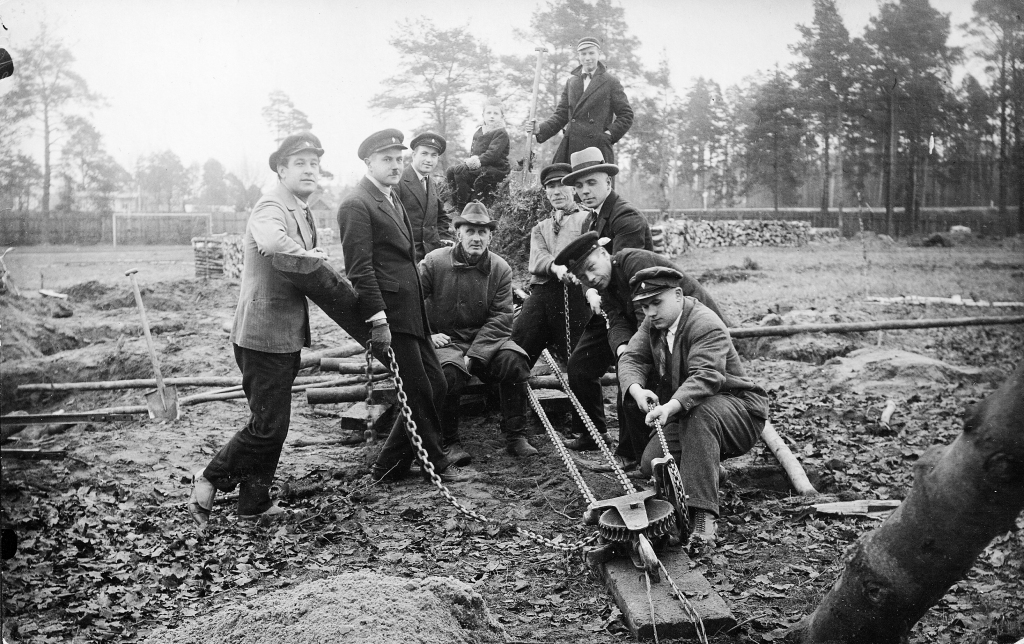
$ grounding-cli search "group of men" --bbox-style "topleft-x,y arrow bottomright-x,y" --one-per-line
187,37 -> 767,545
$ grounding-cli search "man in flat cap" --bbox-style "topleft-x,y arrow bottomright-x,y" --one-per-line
509,163 -> 592,367
619,266 -> 768,544
420,202 -> 538,460
189,132 -> 328,527
554,232 -> 726,467
338,129 -> 474,484
527,36 -> 633,165
398,132 -> 452,261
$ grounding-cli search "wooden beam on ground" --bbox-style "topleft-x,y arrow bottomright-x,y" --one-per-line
319,358 -> 388,374
601,549 -> 736,640
761,420 -> 817,496
299,343 -> 365,369
729,315 -> 1024,339
0,449 -> 68,461
17,375 -> 344,393
1,412 -> 144,426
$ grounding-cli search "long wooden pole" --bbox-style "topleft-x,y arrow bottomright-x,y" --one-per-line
524,46 -> 547,176
728,315 -> 1024,339
18,375 -> 347,393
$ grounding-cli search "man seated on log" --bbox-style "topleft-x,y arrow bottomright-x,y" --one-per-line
618,267 -> 768,544
509,163 -> 592,367
420,201 -> 538,461
553,232 -> 726,473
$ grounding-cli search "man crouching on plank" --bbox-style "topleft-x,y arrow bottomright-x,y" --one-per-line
188,132 -> 328,527
617,266 -> 769,545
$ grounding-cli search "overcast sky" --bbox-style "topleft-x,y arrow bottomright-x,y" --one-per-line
0,0 -> 975,188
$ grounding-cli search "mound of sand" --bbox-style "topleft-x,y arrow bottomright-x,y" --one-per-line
142,571 -> 505,644
826,347 -> 1004,394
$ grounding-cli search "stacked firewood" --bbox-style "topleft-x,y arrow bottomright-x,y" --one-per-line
657,219 -> 811,253
192,235 -> 244,279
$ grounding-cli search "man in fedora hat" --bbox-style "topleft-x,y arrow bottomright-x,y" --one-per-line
189,132 -> 328,527
509,163 -> 592,367
338,129 -> 475,484
398,132 -> 452,261
619,266 -> 768,544
420,201 -> 538,459
527,36 -> 633,165
553,232 -> 726,464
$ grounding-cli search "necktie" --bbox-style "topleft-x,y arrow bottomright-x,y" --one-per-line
303,206 -> 318,248
658,333 -> 671,375
422,177 -> 428,194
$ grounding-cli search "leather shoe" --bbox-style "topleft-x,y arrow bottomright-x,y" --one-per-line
437,465 -> 479,483
563,433 -> 610,451
444,443 -> 473,467
187,469 -> 216,529
237,501 -> 289,521
371,462 -> 410,483
589,455 -> 637,473
505,436 -> 539,458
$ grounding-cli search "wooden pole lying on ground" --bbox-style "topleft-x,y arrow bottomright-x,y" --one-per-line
17,375 -> 347,393
319,358 -> 388,374
760,420 -> 818,496
729,314 -> 1024,339
299,343 -> 365,370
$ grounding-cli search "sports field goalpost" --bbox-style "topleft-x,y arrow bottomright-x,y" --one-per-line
111,211 -> 213,247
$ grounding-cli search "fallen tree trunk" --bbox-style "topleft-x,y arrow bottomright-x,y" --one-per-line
729,314 -> 1024,339
790,362 -> 1024,643
17,375 -> 343,393
760,420 -> 817,495
298,343 -> 364,370
319,358 -> 388,374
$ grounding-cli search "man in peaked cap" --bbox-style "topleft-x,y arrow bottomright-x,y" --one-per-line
189,132 -> 328,528
618,266 -> 768,544
552,231 -> 726,470
509,163 -> 592,368
398,132 -> 453,260
527,36 -> 633,165
338,129 -> 475,484
420,201 -> 538,460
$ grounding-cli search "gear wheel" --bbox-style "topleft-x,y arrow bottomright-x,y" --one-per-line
597,498 -> 677,543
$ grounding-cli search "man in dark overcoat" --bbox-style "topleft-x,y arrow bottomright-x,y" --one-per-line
528,36 -> 633,164
420,202 -> 537,460
554,232 -> 726,470
337,129 -> 474,484
619,267 -> 768,544
397,132 -> 451,261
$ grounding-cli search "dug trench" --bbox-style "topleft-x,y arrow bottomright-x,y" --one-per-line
1,269 -> 1022,644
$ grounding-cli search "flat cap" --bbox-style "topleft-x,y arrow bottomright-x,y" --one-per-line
553,231 -> 606,274
577,36 -> 602,51
358,128 -> 406,160
269,132 -> 323,171
540,163 -> 572,187
452,200 -> 497,230
629,266 -> 684,302
410,132 -> 446,154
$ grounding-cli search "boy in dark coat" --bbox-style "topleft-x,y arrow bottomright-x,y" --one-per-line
618,267 -> 768,544
446,98 -> 510,211
420,202 -> 537,459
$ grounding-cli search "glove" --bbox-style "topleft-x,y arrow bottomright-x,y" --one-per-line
370,322 -> 392,355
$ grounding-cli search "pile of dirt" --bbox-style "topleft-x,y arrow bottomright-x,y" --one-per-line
825,347 -> 1005,394
64,280 -> 117,302
0,297 -> 84,359
141,571 -> 505,644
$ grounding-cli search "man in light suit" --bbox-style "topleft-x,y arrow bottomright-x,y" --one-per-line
188,132 -> 327,527
397,132 -> 451,260
338,129 -> 475,484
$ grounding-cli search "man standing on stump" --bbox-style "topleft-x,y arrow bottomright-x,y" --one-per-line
420,202 -> 538,461
527,36 -> 633,165
188,132 -> 327,527
397,132 -> 451,261
337,129 -> 474,484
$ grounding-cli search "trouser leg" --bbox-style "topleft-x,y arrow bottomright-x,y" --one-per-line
480,349 -> 531,435
472,167 -> 508,206
446,164 -> 474,212
510,285 -> 554,368
373,333 -> 450,477
203,344 -> 300,514
567,317 -> 612,436
440,364 -> 470,446
639,394 -> 763,516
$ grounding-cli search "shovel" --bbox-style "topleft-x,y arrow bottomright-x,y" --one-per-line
125,268 -> 180,420
511,46 -> 547,190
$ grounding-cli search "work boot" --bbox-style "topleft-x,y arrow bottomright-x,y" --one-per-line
440,392 -> 471,465
689,509 -> 718,546
589,455 -> 637,473
505,436 -> 538,457
500,382 -> 538,457
437,465 -> 479,484
237,476 -> 275,516
187,469 -> 216,529
237,501 -> 289,522
444,443 -> 473,467
563,433 -> 611,451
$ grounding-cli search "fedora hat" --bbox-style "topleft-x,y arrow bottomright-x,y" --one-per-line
561,147 -> 619,185
451,201 -> 497,230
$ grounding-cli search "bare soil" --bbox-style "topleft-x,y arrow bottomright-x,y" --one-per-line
1,242 -> 1022,644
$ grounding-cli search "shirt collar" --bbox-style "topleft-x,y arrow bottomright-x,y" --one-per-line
413,168 -> 428,182
366,173 -> 393,197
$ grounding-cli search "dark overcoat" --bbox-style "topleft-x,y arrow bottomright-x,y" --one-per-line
336,176 -> 429,339
397,166 -> 450,261
535,61 -> 633,164
584,190 -> 652,255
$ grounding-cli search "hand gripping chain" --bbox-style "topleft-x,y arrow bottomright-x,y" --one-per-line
646,402 -> 691,538
374,343 -> 596,553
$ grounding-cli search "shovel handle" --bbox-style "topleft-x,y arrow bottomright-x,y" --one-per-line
126,269 -> 167,402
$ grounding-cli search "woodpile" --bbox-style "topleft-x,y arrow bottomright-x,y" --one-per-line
656,219 -> 811,253
191,234 -> 244,279
809,227 -> 841,243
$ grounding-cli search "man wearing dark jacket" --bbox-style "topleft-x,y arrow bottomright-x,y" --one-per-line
554,232 -> 725,469
420,202 -> 537,460
398,132 -> 452,261
337,129 -> 474,484
619,267 -> 767,544
528,36 -> 633,165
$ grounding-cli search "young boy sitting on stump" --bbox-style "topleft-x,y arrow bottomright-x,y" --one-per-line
446,98 -> 510,212
617,266 -> 769,545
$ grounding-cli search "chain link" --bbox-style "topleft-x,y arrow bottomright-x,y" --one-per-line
526,384 -> 596,505
658,559 -> 709,644
540,349 -> 635,495
563,282 -> 572,359
364,345 -> 376,442
646,403 -> 688,520
378,343 -> 596,553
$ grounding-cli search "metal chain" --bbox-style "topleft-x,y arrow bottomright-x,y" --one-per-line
540,349 -> 635,494
364,345 -> 375,442
526,384 -> 596,505
646,403 -> 688,518
563,281 -> 572,359
380,344 -> 596,553
658,559 -> 709,644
